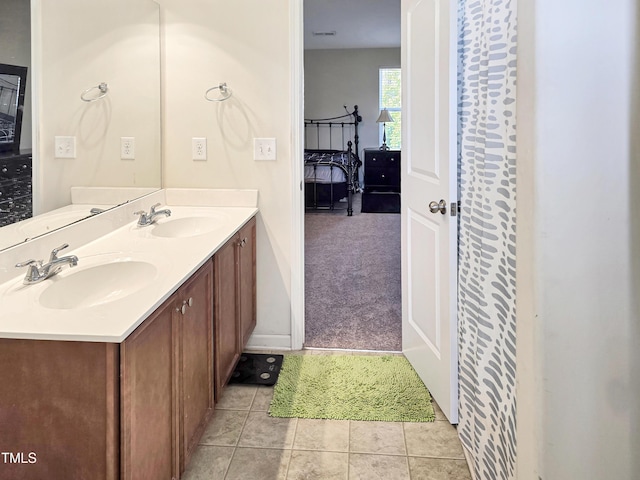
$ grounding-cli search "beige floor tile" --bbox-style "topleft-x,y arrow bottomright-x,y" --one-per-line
225,447 -> 291,480
408,457 -> 472,480
199,409 -> 248,446
431,399 -> 448,422
216,384 -> 257,410
404,422 -> 465,459
348,453 -> 410,480
287,450 -> 349,479
293,418 -> 350,452
180,445 -> 234,480
349,420 -> 406,455
238,411 -> 297,449
252,385 -> 275,411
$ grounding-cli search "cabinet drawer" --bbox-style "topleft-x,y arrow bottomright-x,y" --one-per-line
0,157 -> 31,181
0,177 -> 31,200
365,167 -> 399,188
365,151 -> 400,168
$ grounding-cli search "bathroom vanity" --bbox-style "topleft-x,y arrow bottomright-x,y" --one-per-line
0,189 -> 257,479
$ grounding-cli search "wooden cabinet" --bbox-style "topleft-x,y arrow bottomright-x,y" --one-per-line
237,217 -> 257,350
213,236 -> 240,400
0,215 -> 255,480
213,216 -> 257,400
0,339 -> 120,480
121,260 -> 213,480
121,299 -> 177,480
362,149 -> 401,213
177,262 -> 213,471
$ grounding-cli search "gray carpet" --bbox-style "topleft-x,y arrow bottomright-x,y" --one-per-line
304,194 -> 402,351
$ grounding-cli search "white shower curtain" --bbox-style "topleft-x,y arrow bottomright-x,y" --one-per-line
457,0 -> 517,479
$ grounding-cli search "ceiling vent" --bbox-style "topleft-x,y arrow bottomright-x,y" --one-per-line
312,31 -> 336,37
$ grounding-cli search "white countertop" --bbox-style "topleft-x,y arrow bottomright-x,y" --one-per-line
0,205 -> 257,343
0,204 -> 114,252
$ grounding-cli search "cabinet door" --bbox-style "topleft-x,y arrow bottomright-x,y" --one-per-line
121,299 -> 177,480
213,237 -> 240,401
238,217 -> 257,349
178,262 -> 214,471
0,340 -> 119,480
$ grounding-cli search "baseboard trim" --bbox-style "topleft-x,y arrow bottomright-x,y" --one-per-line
246,334 -> 292,350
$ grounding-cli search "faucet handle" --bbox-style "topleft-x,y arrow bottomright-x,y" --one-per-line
15,259 -> 40,269
49,243 -> 69,262
150,203 -> 162,214
15,259 -> 42,283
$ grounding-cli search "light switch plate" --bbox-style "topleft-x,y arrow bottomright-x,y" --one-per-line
254,138 -> 276,161
54,136 -> 76,159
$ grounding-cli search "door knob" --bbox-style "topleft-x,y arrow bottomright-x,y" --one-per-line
429,199 -> 447,215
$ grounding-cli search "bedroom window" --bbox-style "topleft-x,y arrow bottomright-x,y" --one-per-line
379,68 -> 401,150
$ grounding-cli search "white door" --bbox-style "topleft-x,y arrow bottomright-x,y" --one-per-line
401,0 -> 458,423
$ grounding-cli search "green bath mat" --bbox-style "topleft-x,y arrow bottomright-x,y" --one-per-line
269,355 -> 435,422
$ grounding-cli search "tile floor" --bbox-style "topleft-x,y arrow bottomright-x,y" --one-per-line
182,350 -> 472,480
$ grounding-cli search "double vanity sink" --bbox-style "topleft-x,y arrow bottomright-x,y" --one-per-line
0,202 -> 256,342
0,189 -> 259,480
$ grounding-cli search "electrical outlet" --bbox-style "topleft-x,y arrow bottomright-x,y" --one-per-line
121,137 -> 135,160
253,138 -> 276,161
54,136 -> 76,159
192,137 -> 207,161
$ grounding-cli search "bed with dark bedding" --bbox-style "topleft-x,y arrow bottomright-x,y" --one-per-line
304,106 -> 362,216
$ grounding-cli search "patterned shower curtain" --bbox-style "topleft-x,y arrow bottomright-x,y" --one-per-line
457,0 -> 517,479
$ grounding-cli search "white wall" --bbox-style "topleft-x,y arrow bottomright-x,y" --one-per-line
517,0 -> 640,478
159,0 -> 295,348
304,48 -> 401,158
0,0 -> 32,151
37,0 -> 161,212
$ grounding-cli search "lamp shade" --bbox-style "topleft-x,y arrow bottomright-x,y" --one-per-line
376,109 -> 394,123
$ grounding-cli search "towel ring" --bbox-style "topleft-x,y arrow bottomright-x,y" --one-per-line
205,82 -> 232,102
81,82 -> 109,102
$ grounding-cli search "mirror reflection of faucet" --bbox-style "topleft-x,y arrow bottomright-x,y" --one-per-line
15,243 -> 79,285
134,203 -> 171,227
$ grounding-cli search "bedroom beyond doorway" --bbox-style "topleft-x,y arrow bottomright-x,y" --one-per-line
304,193 -> 401,351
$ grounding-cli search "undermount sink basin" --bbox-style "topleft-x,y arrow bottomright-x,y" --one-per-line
39,260 -> 157,310
150,216 -> 222,238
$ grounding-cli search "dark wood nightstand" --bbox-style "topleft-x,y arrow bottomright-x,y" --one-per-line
362,149 -> 400,213
0,152 -> 32,227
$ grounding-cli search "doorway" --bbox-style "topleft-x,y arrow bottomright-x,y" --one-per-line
302,0 -> 402,351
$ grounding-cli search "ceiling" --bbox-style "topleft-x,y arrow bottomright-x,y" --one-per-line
304,0 -> 401,50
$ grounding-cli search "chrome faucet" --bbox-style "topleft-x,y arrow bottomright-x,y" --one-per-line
15,243 -> 79,285
134,203 -> 171,226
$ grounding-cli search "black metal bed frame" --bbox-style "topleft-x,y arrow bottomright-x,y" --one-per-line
303,105 -> 362,216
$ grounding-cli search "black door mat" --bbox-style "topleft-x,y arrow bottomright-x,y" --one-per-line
229,353 -> 284,386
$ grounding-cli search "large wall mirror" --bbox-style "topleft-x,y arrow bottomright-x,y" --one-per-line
0,0 -> 161,251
